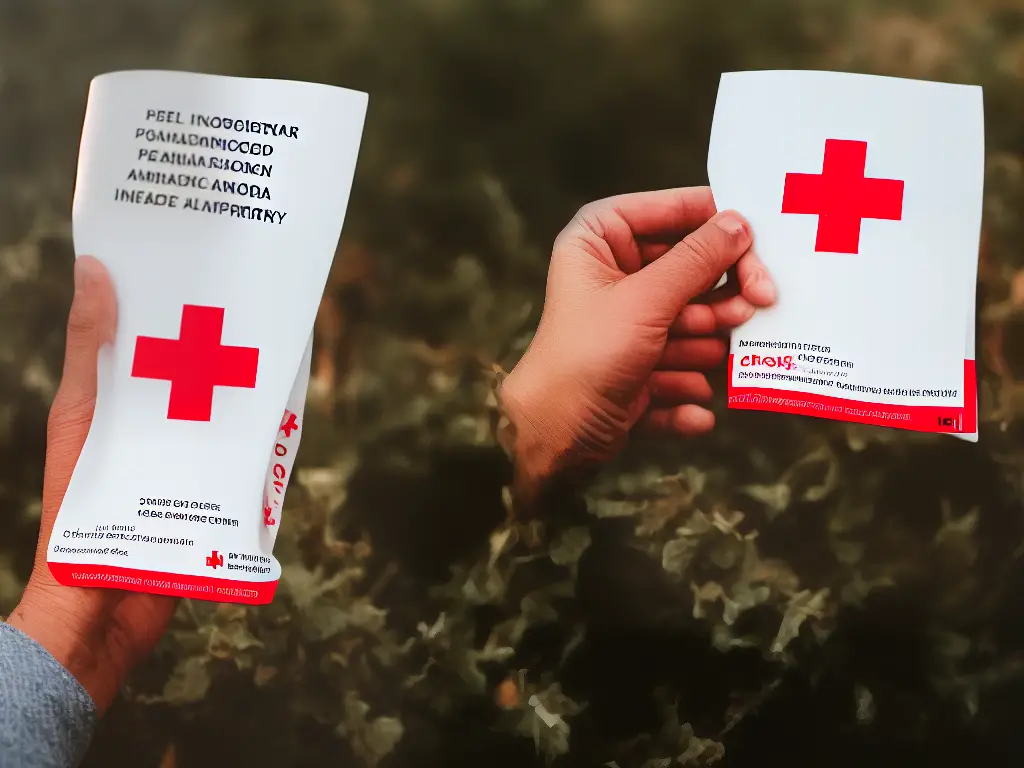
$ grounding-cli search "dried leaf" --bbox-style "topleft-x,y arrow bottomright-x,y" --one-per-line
771,589 -> 830,654
550,526 -> 592,566
162,656 -> 211,705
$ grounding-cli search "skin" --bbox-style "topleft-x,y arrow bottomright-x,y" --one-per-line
500,187 -> 776,502
8,186 -> 775,716
8,256 -> 175,715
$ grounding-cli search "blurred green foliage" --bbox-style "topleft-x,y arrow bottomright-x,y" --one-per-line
3,0 -> 1024,766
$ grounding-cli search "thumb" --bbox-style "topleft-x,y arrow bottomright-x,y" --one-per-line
43,255 -> 117,514
622,210 -> 753,326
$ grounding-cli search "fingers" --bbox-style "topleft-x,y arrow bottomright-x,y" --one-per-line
578,187 -> 717,237
637,372 -> 717,437
637,405 -> 716,436
735,248 -> 777,306
43,256 -> 117,519
669,294 -> 755,336
671,304 -> 718,336
557,187 -> 719,276
638,240 -> 675,264
51,256 -> 117,422
655,210 -> 753,296
666,248 -> 776,336
625,210 -> 754,325
658,337 -> 727,370
647,371 -> 712,404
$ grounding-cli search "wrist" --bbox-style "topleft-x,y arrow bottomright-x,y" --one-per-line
8,585 -> 123,714
497,357 -> 581,516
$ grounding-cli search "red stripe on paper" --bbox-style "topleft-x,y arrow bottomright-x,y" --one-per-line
727,356 -> 977,434
48,561 -> 277,605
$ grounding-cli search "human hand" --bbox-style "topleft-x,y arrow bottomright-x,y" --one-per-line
499,187 -> 776,503
7,256 -> 175,715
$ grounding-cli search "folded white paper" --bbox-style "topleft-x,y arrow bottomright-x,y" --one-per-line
47,70 -> 367,603
708,70 -> 982,441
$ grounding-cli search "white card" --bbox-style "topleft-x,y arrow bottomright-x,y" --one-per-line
47,71 -> 367,603
708,70 -> 982,441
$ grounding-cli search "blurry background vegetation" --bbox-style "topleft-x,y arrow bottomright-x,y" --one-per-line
2,0 -> 1024,765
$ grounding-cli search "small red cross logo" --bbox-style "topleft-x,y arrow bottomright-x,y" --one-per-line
781,139 -> 904,254
206,550 -> 223,569
279,411 -> 299,438
131,305 -> 259,421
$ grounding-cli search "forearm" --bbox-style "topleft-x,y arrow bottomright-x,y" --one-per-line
0,621 -> 97,768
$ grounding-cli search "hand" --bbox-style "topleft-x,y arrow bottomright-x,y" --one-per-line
499,187 -> 776,503
7,256 -> 175,715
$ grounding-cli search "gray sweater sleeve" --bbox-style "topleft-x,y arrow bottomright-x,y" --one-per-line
0,622 -> 97,768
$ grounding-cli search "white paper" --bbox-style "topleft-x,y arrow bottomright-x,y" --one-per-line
260,334 -> 313,551
708,70 -> 982,440
47,71 -> 367,603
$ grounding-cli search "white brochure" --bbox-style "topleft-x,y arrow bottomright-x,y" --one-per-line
708,70 -> 982,441
47,70 -> 367,603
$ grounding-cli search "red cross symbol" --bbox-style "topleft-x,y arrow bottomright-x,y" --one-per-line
781,139 -> 904,254
279,411 -> 299,438
131,305 -> 259,421
206,550 -> 223,569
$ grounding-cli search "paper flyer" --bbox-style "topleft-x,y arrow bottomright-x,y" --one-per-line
708,70 -> 983,441
46,70 -> 367,604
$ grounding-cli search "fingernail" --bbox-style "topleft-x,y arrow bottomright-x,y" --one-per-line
715,212 -> 747,236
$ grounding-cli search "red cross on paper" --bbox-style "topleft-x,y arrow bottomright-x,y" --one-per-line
781,139 -> 904,254
131,305 -> 259,421
280,411 -> 299,438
